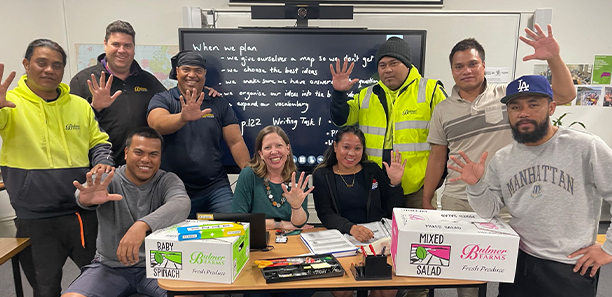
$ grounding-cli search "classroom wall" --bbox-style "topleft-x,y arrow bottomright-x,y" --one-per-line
4,0 -> 611,144
1,0 -> 611,224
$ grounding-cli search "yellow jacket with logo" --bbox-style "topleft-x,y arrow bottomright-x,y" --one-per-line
0,75 -> 113,219
330,67 -> 447,194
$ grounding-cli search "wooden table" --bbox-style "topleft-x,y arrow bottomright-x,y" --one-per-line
0,238 -> 30,297
158,232 -> 486,297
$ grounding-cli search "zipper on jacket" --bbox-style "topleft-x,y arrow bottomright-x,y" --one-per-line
52,99 -> 73,166
39,100 -> 54,168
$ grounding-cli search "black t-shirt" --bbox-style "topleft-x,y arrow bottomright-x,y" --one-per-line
334,170 -> 368,224
147,87 -> 239,196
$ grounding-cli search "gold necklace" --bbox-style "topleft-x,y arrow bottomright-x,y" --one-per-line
336,169 -> 356,188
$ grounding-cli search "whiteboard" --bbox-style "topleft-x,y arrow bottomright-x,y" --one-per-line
215,12 -> 522,88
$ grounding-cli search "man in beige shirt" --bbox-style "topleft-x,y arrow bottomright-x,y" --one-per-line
422,23 -> 576,297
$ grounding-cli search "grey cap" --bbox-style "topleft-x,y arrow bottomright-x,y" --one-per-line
375,37 -> 412,68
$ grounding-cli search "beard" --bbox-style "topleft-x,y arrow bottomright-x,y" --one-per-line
511,115 -> 550,144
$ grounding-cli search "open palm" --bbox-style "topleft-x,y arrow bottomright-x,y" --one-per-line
73,168 -> 122,206
282,172 -> 314,208
520,24 -> 560,61
88,72 -> 122,110
180,88 -> 211,122
330,58 -> 359,91
383,150 -> 406,186
0,63 -> 16,109
447,151 -> 488,185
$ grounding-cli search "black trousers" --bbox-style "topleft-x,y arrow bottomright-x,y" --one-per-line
15,210 -> 97,297
499,250 -> 599,297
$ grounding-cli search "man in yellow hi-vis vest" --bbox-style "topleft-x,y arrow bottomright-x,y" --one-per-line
330,37 -> 448,211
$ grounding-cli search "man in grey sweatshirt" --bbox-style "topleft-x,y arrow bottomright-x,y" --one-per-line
62,127 -> 191,297
447,75 -> 612,297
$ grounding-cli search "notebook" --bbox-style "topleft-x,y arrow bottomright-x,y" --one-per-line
300,229 -> 358,258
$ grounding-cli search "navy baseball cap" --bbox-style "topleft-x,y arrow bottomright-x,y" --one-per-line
500,75 -> 553,104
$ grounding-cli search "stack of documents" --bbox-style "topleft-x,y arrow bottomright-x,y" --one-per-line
344,218 -> 392,246
300,230 -> 357,258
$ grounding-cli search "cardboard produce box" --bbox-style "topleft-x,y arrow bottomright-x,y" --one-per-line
145,220 -> 250,284
390,208 -> 519,283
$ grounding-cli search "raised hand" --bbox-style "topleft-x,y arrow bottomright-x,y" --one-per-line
282,172 -> 314,209
383,150 -> 406,186
73,168 -> 123,206
330,58 -> 359,92
0,63 -> 17,109
520,24 -> 560,62
447,151 -> 488,185
88,72 -> 122,111
180,88 -> 212,122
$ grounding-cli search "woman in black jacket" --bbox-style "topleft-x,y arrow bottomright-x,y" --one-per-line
312,126 -> 405,242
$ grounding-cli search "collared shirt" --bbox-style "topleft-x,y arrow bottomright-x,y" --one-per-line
427,82 -> 512,200
147,87 -> 239,196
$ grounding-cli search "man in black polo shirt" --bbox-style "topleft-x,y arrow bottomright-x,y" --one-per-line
70,20 -> 166,165
147,50 -> 250,216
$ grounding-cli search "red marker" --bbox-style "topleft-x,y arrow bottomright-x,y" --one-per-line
360,246 -> 368,256
368,244 -> 376,255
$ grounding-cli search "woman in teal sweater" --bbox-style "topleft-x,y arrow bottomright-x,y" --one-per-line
232,125 -> 312,229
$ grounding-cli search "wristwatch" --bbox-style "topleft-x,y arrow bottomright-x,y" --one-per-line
274,218 -> 281,229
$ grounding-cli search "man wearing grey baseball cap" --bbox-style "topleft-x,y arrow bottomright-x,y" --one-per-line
447,74 -> 612,297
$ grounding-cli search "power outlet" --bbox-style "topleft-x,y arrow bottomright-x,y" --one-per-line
204,11 -> 215,28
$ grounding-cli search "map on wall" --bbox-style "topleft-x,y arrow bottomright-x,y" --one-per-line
75,44 -> 179,89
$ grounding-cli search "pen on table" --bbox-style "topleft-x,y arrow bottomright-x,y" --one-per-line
381,218 -> 389,231
368,244 -> 376,255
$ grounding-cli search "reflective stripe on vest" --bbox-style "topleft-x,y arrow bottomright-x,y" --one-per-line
395,120 -> 429,130
393,142 -> 431,152
366,148 -> 384,158
361,86 -> 374,109
359,125 -> 386,136
417,78 -> 428,103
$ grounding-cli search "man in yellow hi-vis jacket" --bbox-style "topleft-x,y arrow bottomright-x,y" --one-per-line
330,37 -> 448,213
0,39 -> 113,297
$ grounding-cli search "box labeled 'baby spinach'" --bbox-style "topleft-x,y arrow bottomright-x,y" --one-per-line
145,220 -> 250,284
